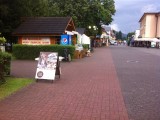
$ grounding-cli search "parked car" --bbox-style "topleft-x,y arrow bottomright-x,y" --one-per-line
110,40 -> 117,45
114,41 -> 118,45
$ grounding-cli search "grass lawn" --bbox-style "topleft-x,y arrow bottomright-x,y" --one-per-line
0,77 -> 34,101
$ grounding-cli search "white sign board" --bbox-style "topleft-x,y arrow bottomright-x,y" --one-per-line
35,52 -> 58,80
22,37 -> 50,45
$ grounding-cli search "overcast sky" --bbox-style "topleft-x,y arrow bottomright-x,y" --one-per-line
111,0 -> 160,34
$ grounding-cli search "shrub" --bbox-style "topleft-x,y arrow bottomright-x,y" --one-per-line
12,44 -> 75,60
0,33 -> 6,44
82,44 -> 89,50
0,52 -> 12,83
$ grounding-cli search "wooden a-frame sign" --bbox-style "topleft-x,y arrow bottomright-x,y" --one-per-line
35,52 -> 60,82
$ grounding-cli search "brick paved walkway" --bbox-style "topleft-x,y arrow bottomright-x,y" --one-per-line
0,47 -> 129,120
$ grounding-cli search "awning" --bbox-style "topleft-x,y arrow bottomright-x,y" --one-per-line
72,31 -> 79,34
65,30 -> 74,35
134,38 -> 160,42
100,33 -> 109,38
81,34 -> 90,44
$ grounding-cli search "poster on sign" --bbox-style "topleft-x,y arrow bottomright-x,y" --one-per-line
35,52 -> 58,80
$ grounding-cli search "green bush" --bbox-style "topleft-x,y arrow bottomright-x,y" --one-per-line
0,33 -> 6,44
0,52 -> 12,83
12,44 -> 75,60
82,44 -> 89,49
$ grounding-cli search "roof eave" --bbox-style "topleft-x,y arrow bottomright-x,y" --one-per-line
12,33 -> 62,36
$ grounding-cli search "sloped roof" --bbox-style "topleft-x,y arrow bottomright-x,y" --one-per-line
76,28 -> 86,35
12,17 -> 75,36
101,25 -> 111,31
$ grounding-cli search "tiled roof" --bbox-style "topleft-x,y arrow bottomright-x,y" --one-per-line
12,17 -> 73,35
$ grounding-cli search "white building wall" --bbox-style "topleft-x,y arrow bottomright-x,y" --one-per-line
135,30 -> 140,38
157,15 -> 160,38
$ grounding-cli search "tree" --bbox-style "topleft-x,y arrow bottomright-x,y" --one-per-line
48,0 -> 89,27
0,0 -> 49,41
14,0 -> 49,17
115,31 -> 122,40
0,0 -> 116,41
0,33 -> 6,44
127,32 -> 135,41
49,0 -> 116,33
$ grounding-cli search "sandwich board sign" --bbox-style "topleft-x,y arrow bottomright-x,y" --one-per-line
35,52 -> 59,81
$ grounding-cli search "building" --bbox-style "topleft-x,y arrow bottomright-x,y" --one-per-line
12,17 -> 77,45
139,12 -> 160,38
135,30 -> 140,38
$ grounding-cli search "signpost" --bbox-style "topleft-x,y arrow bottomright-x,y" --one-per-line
35,52 -> 60,83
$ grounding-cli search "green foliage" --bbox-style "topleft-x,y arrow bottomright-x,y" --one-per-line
0,33 -> 6,44
0,52 -> 12,83
82,44 -> 89,49
12,44 -> 75,60
115,31 -> 122,40
0,52 -> 12,64
0,37 -> 6,44
13,0 -> 50,17
0,0 -> 50,40
127,32 -> 135,39
0,0 -> 116,40
49,0 -> 115,28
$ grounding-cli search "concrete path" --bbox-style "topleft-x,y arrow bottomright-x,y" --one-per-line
0,47 -> 129,120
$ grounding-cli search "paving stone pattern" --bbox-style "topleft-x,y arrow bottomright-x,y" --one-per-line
0,47 -> 128,120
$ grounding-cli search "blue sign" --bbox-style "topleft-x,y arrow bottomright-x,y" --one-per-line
68,35 -> 72,45
61,35 -> 69,45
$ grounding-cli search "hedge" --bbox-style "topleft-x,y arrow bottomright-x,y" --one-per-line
0,52 -> 12,83
82,44 -> 90,49
12,44 -> 75,60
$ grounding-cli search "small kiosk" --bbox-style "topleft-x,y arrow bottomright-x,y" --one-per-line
12,17 -> 76,45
